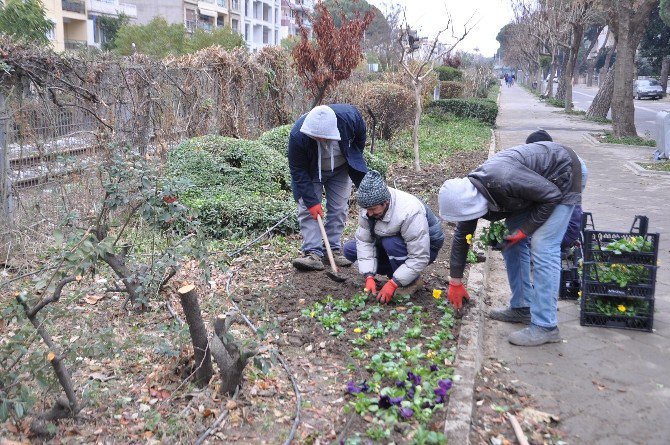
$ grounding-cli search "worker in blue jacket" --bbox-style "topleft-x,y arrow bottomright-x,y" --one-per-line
288,104 -> 368,271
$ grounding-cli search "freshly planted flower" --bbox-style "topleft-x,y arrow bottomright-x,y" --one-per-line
395,380 -> 406,388
399,407 -> 414,418
465,234 -> 473,245
430,364 -> 439,372
365,334 -> 373,341
432,289 -> 442,300
407,371 -> 422,386
354,327 -> 362,333
426,350 -> 436,359
617,304 -> 626,313
346,380 -> 370,394
434,379 -> 453,404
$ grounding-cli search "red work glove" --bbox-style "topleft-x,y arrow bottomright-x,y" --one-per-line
377,279 -> 398,304
447,282 -> 470,310
503,229 -> 527,250
308,203 -> 323,220
365,276 -> 377,296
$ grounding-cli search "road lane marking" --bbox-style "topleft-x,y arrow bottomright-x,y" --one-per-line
572,90 -> 661,113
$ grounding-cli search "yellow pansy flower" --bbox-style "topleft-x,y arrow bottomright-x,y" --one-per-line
353,327 -> 362,334
310,311 -> 316,318
433,289 -> 442,300
426,350 -> 436,358
631,237 -> 637,243
465,234 -> 473,245
618,304 -> 626,312
577,290 -> 582,298
365,334 -> 373,341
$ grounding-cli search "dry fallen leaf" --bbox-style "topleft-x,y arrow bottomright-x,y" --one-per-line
84,294 -> 104,305
520,407 -> 559,424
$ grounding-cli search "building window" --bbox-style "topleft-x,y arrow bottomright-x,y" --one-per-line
274,30 -> 278,45
232,19 -> 239,33
245,23 -> 250,41
46,20 -> 56,41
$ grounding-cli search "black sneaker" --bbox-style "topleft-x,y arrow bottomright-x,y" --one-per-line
292,252 -> 325,271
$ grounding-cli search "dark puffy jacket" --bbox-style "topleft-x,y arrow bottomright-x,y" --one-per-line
288,104 -> 368,208
450,141 -> 581,278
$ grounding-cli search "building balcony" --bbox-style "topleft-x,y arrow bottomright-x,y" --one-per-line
87,0 -> 137,18
62,0 -> 86,14
64,39 -> 87,50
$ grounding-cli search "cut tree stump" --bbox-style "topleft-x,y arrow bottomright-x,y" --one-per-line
177,284 -> 213,388
210,312 -> 257,395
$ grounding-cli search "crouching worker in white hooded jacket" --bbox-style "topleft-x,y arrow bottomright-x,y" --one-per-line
342,171 -> 445,304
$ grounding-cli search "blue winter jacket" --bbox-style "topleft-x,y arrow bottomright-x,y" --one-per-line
288,104 -> 368,208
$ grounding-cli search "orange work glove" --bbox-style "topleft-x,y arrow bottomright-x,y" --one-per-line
503,229 -> 527,250
447,282 -> 470,310
377,279 -> 398,304
308,203 -> 323,220
365,276 -> 377,296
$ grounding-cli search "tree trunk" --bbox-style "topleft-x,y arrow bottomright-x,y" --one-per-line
661,56 -> 670,97
411,79 -> 422,172
610,0 -> 657,138
556,51 -> 568,101
210,312 -> 256,395
178,284 -> 213,388
564,23 -> 585,112
546,55 -> 557,97
586,67 -> 615,119
311,83 -> 329,108
586,59 -> 596,87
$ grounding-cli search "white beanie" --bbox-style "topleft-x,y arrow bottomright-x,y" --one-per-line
438,177 -> 489,222
300,105 -> 341,141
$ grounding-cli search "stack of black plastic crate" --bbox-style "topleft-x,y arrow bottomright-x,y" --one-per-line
559,212 -> 593,300
580,216 -> 659,332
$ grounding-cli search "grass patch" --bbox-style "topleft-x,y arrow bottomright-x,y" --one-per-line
586,115 -> 612,124
637,161 -> 670,172
592,132 -> 656,147
565,109 -> 586,116
375,115 -> 492,166
487,83 -> 500,102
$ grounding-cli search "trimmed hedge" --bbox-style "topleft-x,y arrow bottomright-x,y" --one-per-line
439,81 -> 464,99
258,124 -> 292,155
167,135 -> 296,238
435,66 -> 463,82
425,99 -> 498,126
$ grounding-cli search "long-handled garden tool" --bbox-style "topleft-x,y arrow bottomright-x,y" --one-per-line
316,214 -> 346,283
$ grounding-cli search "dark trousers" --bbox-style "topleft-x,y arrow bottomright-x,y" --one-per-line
342,236 -> 440,278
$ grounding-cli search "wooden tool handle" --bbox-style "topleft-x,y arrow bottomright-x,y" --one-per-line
316,214 -> 339,274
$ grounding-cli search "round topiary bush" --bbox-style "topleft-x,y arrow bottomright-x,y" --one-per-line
439,81 -> 464,99
167,135 -> 297,238
258,124 -> 292,156
352,81 -> 415,140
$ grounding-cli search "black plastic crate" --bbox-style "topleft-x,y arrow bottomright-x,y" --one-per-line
582,215 -> 659,265
582,262 -> 657,299
559,266 -> 580,300
580,294 -> 654,332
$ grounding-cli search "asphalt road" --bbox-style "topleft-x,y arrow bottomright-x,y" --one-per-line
571,84 -> 670,138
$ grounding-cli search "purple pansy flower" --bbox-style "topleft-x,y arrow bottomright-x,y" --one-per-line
378,395 -> 392,409
407,386 -> 415,399
407,371 -> 422,386
399,407 -> 414,418
360,380 -> 370,392
395,380 -> 406,388
430,364 -> 439,372
346,380 -> 370,394
390,396 -> 403,406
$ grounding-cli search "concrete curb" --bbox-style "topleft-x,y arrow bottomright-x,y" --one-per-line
582,132 -> 656,150
443,130 -> 496,444
624,160 -> 670,177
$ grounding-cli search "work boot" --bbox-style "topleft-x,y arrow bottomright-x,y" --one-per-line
331,249 -> 353,267
488,307 -> 531,324
292,252 -> 325,271
398,279 -> 425,297
508,324 -> 561,346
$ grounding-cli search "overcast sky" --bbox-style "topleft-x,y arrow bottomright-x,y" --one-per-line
366,0 -> 515,57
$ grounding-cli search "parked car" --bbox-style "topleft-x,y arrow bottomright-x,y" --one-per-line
633,79 -> 664,100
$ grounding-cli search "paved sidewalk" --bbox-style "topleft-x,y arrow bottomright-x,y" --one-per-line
484,84 -> 670,444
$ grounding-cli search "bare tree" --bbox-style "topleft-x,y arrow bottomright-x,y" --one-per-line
397,11 -> 472,171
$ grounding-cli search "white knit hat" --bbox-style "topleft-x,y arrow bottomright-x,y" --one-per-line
300,105 -> 341,141
438,177 -> 489,222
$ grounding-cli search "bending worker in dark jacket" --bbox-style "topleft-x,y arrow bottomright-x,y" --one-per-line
438,141 -> 582,346
288,104 -> 368,271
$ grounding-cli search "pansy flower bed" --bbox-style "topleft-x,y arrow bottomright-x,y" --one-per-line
302,290 -> 456,443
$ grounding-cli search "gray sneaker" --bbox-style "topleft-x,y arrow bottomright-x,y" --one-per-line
508,324 -> 561,346
331,250 -> 353,267
488,307 -> 531,324
292,252 -> 325,271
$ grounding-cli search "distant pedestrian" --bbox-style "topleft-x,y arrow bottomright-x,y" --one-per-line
288,104 -> 368,271
438,138 -> 582,346
343,171 -> 445,303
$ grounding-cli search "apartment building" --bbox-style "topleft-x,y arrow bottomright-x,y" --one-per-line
87,0 -> 138,49
133,0 -> 281,51
279,0 -> 312,41
40,0 -> 137,51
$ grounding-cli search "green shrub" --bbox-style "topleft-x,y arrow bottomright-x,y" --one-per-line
167,135 -> 296,238
439,81 -> 464,99
258,124 -> 292,155
364,150 -> 389,176
426,99 -> 498,126
435,66 -> 463,82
